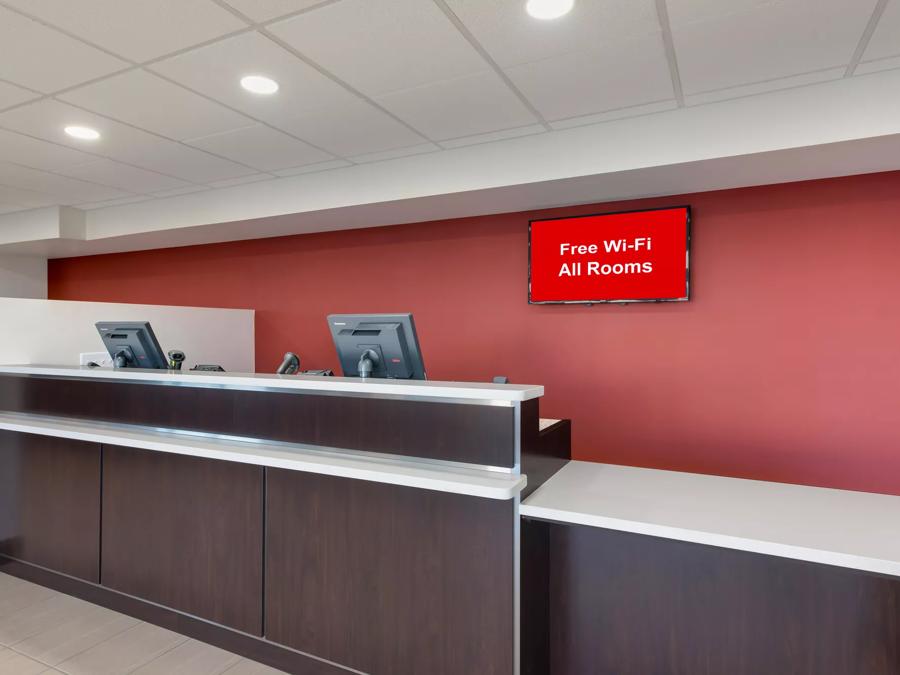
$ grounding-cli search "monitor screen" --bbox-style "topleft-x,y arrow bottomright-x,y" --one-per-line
529,206 -> 691,304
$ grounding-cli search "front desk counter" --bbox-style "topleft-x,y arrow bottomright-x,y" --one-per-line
9,365 -> 894,675
0,365 -> 570,675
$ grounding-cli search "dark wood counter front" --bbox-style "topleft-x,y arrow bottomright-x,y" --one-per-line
101,445 -> 264,635
0,430 -> 100,582
266,470 -> 515,675
529,521 -> 900,675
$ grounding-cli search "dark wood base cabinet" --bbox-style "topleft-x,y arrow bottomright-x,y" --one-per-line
101,445 -> 264,635
265,469 -> 516,675
0,430 -> 101,581
527,520 -> 900,675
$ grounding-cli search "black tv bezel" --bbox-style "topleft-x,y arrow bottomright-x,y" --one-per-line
528,204 -> 692,305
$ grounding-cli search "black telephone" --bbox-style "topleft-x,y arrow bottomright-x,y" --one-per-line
274,352 -> 333,376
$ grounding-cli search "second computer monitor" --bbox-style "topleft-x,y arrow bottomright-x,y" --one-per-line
328,313 -> 426,380
96,321 -> 168,369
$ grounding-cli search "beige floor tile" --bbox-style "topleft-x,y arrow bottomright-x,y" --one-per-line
0,575 -> 282,675
0,577 -> 58,623
0,573 -> 27,591
221,658 -> 291,675
55,622 -> 188,675
11,602 -> 139,666
131,638 -> 242,675
0,594 -> 95,647
0,647 -> 54,675
0,573 -> 50,594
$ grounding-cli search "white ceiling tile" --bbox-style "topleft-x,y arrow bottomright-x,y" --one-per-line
348,143 -> 440,164
0,7 -> 128,93
76,195 -> 154,210
186,124 -> 333,170
208,174 -> 272,188
444,0 -> 661,68
864,0 -> 900,61
120,140 -> 260,183
151,32 -> 426,156
151,32 -> 350,116
0,99 -> 258,183
668,0 -> 878,95
0,81 -> 40,111
220,0 -> 325,22
1,0 -> 246,62
0,204 -> 33,215
684,68 -> 845,106
272,159 -> 351,176
0,161 -> 132,204
375,71 -> 537,141
505,34 -> 674,121
549,100 -> 678,130
268,0 -> 487,97
59,70 -> 255,141
856,55 -> 900,75
56,159 -> 192,194
438,123 -> 546,149
0,183 -> 58,209
276,97 -> 425,156
152,185 -> 211,198
0,129 -> 97,171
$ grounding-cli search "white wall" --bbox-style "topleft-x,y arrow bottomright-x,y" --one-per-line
0,255 -> 47,299
0,298 -> 254,372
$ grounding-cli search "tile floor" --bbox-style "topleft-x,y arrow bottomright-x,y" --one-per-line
0,572 -> 288,675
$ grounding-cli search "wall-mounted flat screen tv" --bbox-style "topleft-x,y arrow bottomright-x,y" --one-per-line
529,205 -> 691,304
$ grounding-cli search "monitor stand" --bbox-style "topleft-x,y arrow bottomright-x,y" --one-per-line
113,349 -> 133,369
357,349 -> 380,378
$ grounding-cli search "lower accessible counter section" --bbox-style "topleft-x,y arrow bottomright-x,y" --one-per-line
521,460 -> 900,576
520,461 -> 900,675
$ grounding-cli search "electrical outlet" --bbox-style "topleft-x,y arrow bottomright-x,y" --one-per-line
80,351 -> 112,367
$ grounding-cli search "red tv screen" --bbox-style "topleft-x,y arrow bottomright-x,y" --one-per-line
529,206 -> 691,304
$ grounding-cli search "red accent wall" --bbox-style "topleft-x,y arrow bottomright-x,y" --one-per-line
49,171 -> 900,496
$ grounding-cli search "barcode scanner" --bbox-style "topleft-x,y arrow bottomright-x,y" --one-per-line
276,352 -> 300,375
167,350 -> 185,371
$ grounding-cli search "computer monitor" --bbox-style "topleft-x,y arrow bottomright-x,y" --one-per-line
96,321 -> 168,369
328,314 -> 426,380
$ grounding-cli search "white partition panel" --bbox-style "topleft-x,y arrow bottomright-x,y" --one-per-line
0,256 -> 47,299
0,298 -> 254,372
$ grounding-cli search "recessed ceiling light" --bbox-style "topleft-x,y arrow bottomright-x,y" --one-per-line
64,125 -> 100,140
526,0 -> 574,20
240,75 -> 279,95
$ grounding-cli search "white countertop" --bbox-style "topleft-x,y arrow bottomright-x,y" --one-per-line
0,411 -> 526,500
521,461 -> 900,577
0,364 -> 543,403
